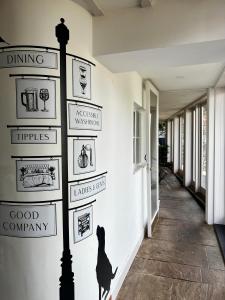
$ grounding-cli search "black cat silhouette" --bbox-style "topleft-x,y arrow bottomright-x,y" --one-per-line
96,226 -> 118,300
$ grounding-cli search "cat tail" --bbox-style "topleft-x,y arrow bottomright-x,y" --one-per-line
112,267 -> 118,279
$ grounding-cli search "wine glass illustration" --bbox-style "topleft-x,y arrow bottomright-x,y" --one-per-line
39,88 -> 49,112
79,66 -> 87,95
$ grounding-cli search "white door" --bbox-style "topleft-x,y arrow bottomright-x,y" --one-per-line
145,81 -> 159,237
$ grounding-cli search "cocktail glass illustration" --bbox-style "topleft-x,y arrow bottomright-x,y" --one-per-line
79,66 -> 87,95
39,88 -> 49,112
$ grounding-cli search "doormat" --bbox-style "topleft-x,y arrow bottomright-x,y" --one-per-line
214,224 -> 225,263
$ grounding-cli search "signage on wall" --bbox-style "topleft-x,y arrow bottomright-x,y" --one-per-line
73,139 -> 96,175
0,204 -> 57,238
0,50 -> 58,69
73,59 -> 91,100
11,129 -> 57,144
68,103 -> 102,131
16,159 -> 60,192
70,176 -> 106,202
73,205 -> 93,243
16,78 -> 56,119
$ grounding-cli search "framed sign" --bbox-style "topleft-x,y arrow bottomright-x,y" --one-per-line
70,176 -> 106,202
11,129 -> 57,144
68,103 -> 102,131
0,204 -> 57,238
72,60 -> 91,100
16,159 -> 60,192
73,139 -> 96,175
0,50 -> 58,69
16,78 -> 56,119
73,205 -> 93,243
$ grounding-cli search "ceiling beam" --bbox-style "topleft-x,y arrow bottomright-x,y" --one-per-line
73,0 -> 104,17
140,0 -> 156,8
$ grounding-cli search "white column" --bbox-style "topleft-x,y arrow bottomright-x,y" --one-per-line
206,88 -> 215,224
167,120 -> 171,162
173,117 -> 179,173
213,88 -> 225,224
184,109 -> 192,187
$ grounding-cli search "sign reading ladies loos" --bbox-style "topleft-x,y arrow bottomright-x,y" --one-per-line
0,50 -> 58,69
70,176 -> 106,202
0,204 -> 57,238
68,103 -> 102,131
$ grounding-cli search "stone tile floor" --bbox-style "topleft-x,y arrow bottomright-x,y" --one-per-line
117,170 -> 225,299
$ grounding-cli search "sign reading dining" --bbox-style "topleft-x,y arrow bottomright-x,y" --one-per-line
68,103 -> 102,131
0,50 -> 58,69
0,204 -> 57,238
70,176 -> 106,202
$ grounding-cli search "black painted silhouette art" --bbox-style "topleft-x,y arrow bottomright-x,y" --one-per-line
96,226 -> 118,300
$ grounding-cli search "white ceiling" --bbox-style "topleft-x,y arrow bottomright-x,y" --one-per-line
95,0 -> 139,12
159,89 -> 207,120
96,39 -> 225,118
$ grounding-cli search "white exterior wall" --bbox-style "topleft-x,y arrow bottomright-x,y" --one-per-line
0,1 -> 148,299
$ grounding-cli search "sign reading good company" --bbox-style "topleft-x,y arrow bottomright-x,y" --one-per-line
0,204 -> 57,238
70,176 -> 106,202
0,50 -> 58,69
11,129 -> 57,144
68,103 -> 102,131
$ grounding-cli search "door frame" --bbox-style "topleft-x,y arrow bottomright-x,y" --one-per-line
144,80 -> 159,237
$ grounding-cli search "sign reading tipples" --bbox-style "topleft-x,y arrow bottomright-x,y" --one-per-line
0,50 -> 58,69
68,103 -> 102,131
11,129 -> 57,144
70,176 -> 106,202
0,204 -> 57,238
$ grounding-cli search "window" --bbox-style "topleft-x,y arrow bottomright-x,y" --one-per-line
133,109 -> 142,165
200,103 -> 207,190
179,114 -> 185,173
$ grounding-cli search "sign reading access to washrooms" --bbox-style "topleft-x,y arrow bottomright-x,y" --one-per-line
0,50 -> 58,69
0,204 -> 57,238
70,176 -> 106,202
68,103 -> 102,131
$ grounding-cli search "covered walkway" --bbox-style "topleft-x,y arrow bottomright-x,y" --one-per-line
117,170 -> 225,299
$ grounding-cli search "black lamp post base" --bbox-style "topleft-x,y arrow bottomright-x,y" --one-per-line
59,249 -> 75,300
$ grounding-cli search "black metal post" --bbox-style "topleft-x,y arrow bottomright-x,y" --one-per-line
55,18 -> 74,300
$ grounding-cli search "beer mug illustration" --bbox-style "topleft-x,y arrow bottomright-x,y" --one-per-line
78,144 -> 93,168
21,88 -> 39,112
79,65 -> 87,95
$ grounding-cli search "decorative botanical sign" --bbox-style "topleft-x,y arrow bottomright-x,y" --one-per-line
16,159 -> 60,192
16,78 -> 56,119
0,204 -> 57,238
70,176 -> 106,202
73,139 -> 96,175
73,205 -> 93,243
72,60 -> 91,100
0,50 -> 58,69
11,129 -> 57,144
68,103 -> 102,131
